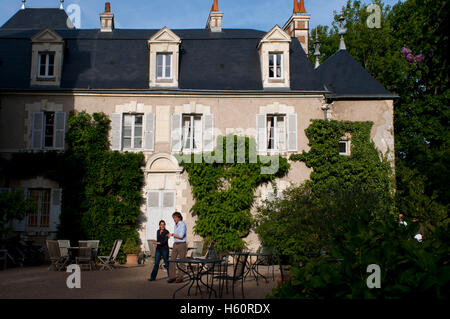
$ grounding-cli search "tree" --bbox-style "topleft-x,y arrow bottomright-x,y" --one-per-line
310,0 -> 449,225
0,190 -> 34,244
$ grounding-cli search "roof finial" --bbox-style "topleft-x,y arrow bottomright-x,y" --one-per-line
314,31 -> 321,68
211,0 -> 219,12
294,0 -> 306,13
338,10 -> 347,50
60,0 -> 64,10
21,0 -> 26,10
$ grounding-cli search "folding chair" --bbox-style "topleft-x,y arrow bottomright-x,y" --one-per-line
189,240 -> 204,258
46,240 -> 69,271
98,240 -> 122,270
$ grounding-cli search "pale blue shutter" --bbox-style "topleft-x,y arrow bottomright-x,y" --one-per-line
287,113 -> 298,152
13,188 -> 28,232
49,188 -> 62,232
203,114 -> 214,152
144,113 -> 155,151
32,112 -> 44,150
111,113 -> 122,151
256,114 -> 267,153
171,114 -> 182,152
54,112 -> 66,150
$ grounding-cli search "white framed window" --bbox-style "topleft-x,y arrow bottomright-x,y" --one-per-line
269,53 -> 283,79
122,114 -> 144,150
267,115 -> 286,151
27,188 -> 51,228
182,114 -> 203,152
38,52 -> 55,79
32,111 -> 66,150
156,53 -> 172,79
339,140 -> 351,156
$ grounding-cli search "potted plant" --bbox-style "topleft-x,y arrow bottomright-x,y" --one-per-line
122,239 -> 141,265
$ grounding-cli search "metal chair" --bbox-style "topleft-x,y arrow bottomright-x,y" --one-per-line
97,240 -> 122,270
215,252 -> 249,299
189,240 -> 204,258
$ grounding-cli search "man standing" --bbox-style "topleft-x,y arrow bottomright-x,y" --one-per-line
168,212 -> 187,283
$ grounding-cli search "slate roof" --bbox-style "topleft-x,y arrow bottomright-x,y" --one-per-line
316,49 -> 398,99
0,8 -> 396,99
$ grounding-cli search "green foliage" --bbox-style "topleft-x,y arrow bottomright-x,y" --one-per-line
122,238 -> 142,255
65,112 -> 145,263
178,135 -> 290,252
311,0 -> 450,214
3,112 -> 145,263
290,119 -> 394,202
256,184 -> 391,257
271,210 -> 450,299
0,190 -> 35,241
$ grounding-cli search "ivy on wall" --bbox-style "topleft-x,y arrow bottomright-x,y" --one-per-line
4,112 -> 145,261
290,119 -> 394,215
177,135 -> 290,252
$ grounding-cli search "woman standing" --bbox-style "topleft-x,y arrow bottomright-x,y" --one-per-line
148,220 -> 170,281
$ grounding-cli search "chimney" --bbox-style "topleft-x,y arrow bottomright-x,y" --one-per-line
206,0 -> 223,33
283,0 -> 311,55
100,2 -> 114,32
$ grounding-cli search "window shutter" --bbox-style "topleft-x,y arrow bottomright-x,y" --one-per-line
13,188 -> 28,232
144,113 -> 155,151
162,191 -> 176,208
256,114 -> 267,153
147,191 -> 161,241
111,113 -> 122,151
49,188 -> 62,232
32,112 -> 44,150
54,112 -> 66,150
287,113 -> 298,152
203,114 -> 214,152
171,114 -> 182,152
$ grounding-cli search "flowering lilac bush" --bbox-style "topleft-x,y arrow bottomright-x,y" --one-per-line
402,45 -> 424,63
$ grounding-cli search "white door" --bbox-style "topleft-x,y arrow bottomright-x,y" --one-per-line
147,190 -> 176,248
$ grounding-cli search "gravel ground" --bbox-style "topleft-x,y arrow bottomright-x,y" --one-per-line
0,262 -> 280,299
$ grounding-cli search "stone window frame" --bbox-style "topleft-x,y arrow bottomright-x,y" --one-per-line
148,28 -> 181,88
30,28 -> 64,87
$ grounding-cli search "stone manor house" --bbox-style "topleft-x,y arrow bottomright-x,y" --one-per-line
0,1 -> 396,250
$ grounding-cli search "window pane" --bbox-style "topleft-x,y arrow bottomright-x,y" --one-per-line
276,54 -> 282,66
269,54 -> 274,66
45,112 -> 55,125
339,142 -> 347,153
123,127 -> 132,137
123,115 -> 133,126
157,55 -> 163,78
276,66 -> 282,78
134,138 -> 142,149
40,54 -> 46,65
123,138 -> 132,149
134,126 -> 142,138
48,54 -> 55,65
193,116 -> 202,150
183,117 -> 191,149
269,67 -> 274,78
48,65 -> 54,76
165,55 -> 171,77
135,115 -> 143,125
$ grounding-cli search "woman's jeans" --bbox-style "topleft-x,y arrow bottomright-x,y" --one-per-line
150,249 -> 169,280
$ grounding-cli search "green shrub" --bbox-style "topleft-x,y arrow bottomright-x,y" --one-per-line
122,238 -> 142,255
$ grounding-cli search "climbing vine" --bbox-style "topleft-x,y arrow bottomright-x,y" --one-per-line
290,119 -> 394,215
4,112 -> 145,262
177,135 -> 290,252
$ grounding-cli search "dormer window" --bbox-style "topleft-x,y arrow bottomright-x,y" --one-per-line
30,28 -> 64,87
156,53 -> 172,80
257,25 -> 291,89
38,52 -> 56,79
269,53 -> 283,79
148,28 -> 181,88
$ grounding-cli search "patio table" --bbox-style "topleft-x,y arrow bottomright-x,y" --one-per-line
168,257 -> 222,299
67,247 -> 98,264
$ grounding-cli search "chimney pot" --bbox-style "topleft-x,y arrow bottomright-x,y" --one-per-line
105,2 -> 111,13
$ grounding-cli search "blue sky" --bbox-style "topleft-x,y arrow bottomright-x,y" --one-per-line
1,0 -> 403,31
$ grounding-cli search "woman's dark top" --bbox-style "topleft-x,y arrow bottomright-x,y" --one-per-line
156,229 -> 170,251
